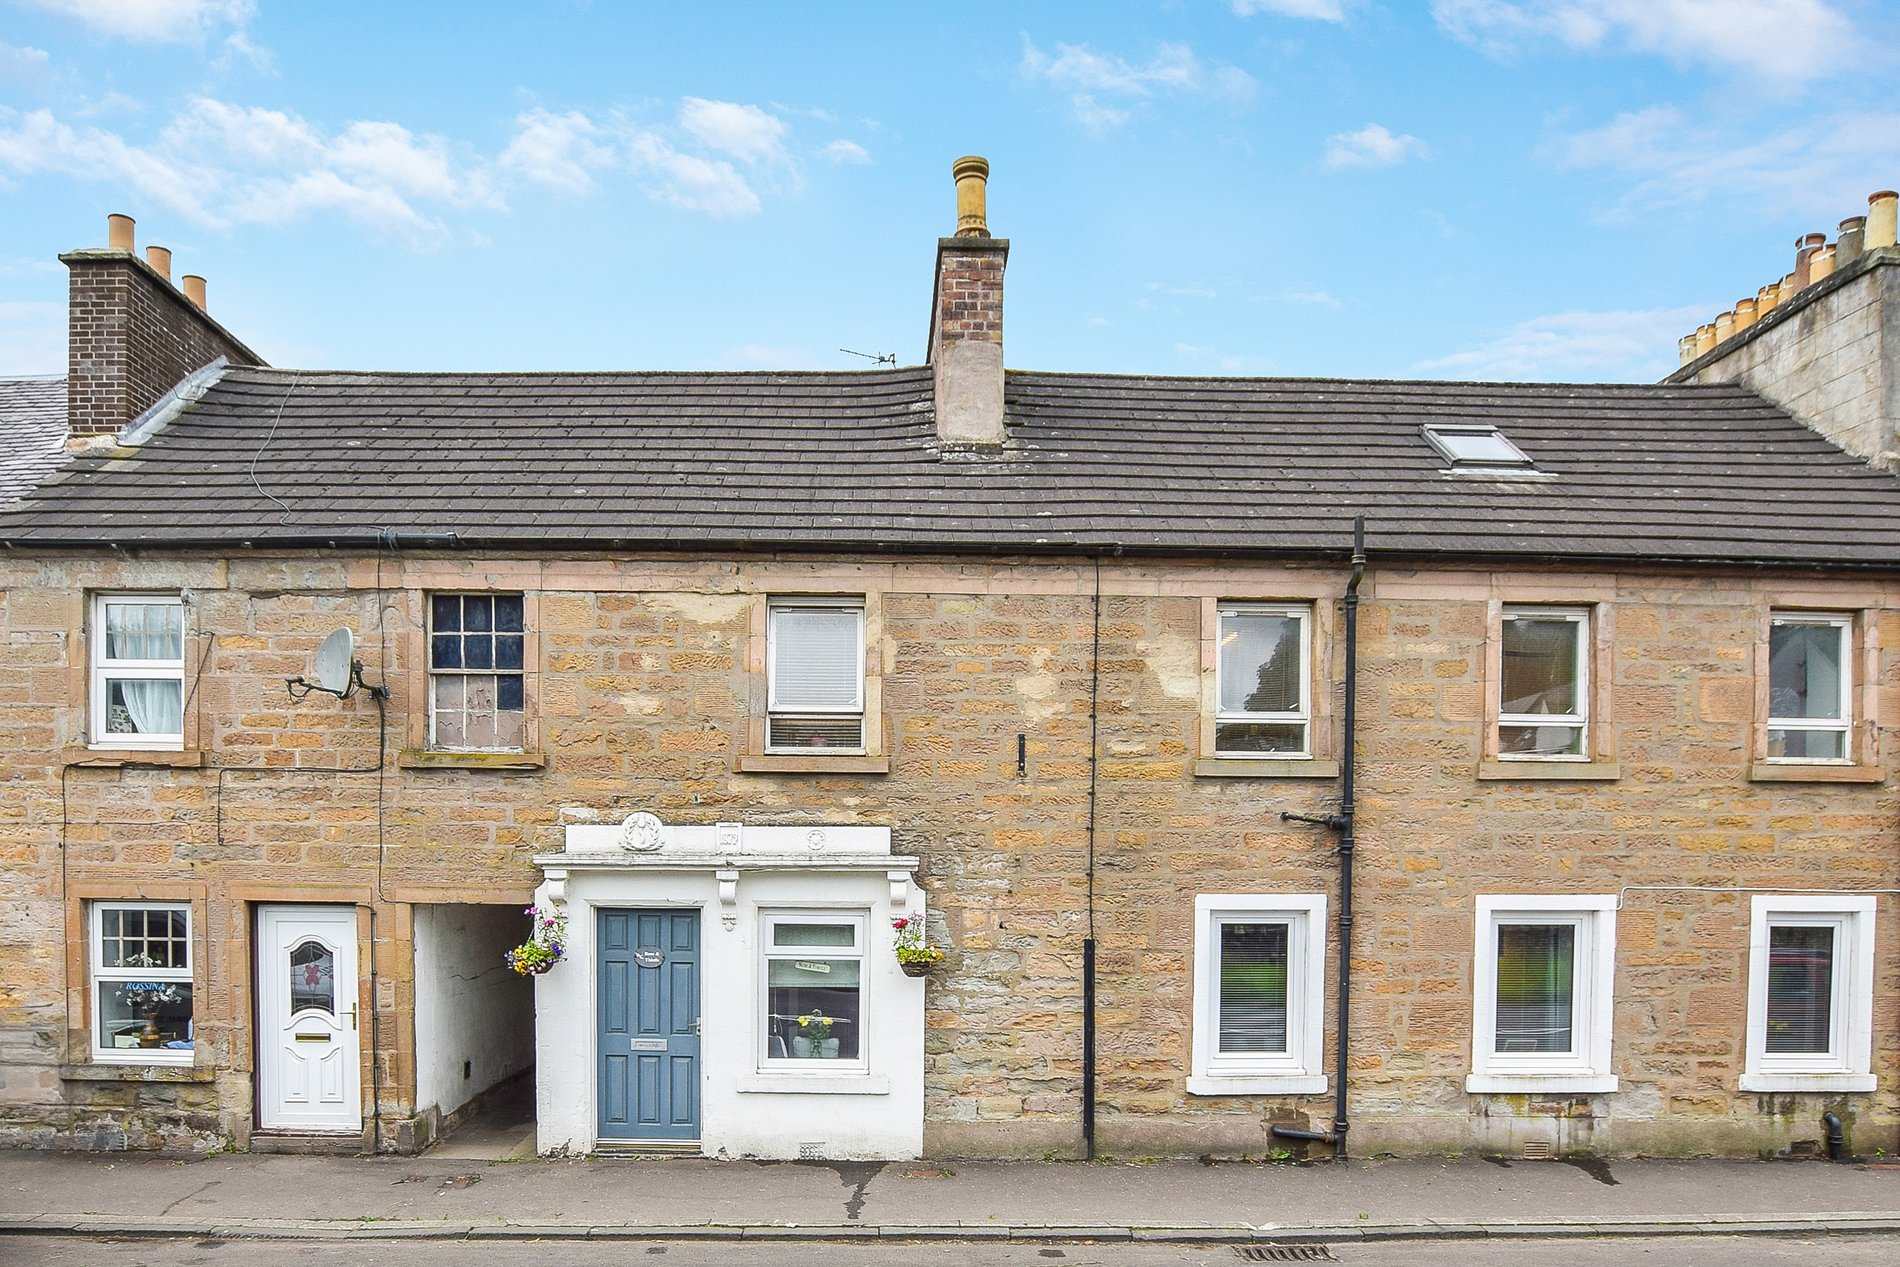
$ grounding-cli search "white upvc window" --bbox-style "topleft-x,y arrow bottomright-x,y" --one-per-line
760,911 -> 868,1070
90,902 -> 194,1065
1468,895 -> 1617,1094
1766,613 -> 1852,763
1741,896 -> 1876,1092
90,594 -> 185,749
766,598 -> 865,753
1214,603 -> 1312,758
1497,606 -> 1589,760
1188,894 -> 1327,1095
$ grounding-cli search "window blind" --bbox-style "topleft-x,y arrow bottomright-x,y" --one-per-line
1217,921 -> 1290,1055
772,606 -> 861,709
1765,924 -> 1834,1055
1494,923 -> 1574,1054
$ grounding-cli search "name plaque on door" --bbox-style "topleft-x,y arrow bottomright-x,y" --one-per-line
630,1038 -> 667,1052
633,947 -> 664,968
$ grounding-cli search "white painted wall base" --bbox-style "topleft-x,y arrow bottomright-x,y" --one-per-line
533,817 -> 925,1160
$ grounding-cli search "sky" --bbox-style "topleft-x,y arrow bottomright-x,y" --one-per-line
2,1 -> 1897,384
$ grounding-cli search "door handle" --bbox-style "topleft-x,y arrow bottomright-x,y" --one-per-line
346,1005 -> 357,1032
685,1018 -> 699,1034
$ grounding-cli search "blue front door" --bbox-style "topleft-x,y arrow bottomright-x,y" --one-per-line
598,909 -> 700,1141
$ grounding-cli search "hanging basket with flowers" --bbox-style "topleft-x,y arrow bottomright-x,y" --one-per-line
892,914 -> 944,977
506,904 -> 567,976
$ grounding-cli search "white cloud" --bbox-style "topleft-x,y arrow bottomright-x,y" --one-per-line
1174,341 -> 1268,373
29,0 -> 255,43
1560,105 -> 1900,220
627,132 -> 760,217
1021,38 -> 1256,130
1323,123 -> 1430,169
1431,0 -> 1854,81
1415,305 -> 1707,380
0,42 -> 52,90
1232,0 -> 1348,18
215,30 -> 273,74
678,98 -> 788,164
1275,289 -> 1344,307
719,344 -> 811,370
500,108 -> 614,193
0,98 -> 493,243
821,139 -> 871,165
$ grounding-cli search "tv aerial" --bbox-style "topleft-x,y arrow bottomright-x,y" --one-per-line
286,626 -> 388,701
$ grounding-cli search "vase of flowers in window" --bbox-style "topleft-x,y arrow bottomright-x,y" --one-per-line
796,1011 -> 840,1058
505,904 -> 567,976
892,914 -> 944,978
116,955 -> 182,1048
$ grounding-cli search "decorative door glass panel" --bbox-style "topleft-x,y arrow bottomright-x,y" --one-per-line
289,940 -> 336,1016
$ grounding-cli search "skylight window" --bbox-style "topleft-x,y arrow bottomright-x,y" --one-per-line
1421,424 -> 1536,471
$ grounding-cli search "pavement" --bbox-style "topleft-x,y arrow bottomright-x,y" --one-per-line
3,1139 -> 1898,1246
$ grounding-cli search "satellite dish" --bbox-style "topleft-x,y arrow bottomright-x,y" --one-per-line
313,627 -> 356,695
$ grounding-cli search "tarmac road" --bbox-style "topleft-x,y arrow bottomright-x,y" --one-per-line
2,1236 -> 1895,1266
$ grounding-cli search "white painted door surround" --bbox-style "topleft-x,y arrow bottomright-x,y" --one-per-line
532,813 -> 927,1160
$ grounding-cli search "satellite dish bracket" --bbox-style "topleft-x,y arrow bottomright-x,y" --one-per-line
286,626 -> 389,702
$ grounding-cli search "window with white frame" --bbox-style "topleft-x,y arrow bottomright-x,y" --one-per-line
1468,896 -> 1617,1093
1767,613 -> 1852,762
1498,607 -> 1589,758
1214,604 -> 1312,758
1188,895 -> 1327,1094
91,902 -> 193,1063
90,594 -> 185,748
761,911 -> 866,1066
766,598 -> 865,752
1742,896 -> 1876,1092
428,593 -> 525,750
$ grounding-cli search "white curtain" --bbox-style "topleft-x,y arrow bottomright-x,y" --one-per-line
119,680 -> 183,736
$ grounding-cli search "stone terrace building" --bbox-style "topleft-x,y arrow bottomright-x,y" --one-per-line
3,163 -> 1899,1162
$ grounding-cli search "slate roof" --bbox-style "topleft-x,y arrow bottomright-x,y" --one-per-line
0,377 -> 69,509
4,364 -> 1900,568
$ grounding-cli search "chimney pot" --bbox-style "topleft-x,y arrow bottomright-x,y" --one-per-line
1714,311 -> 1735,342
1867,190 -> 1898,250
1836,215 -> 1866,267
1678,334 -> 1697,366
952,155 -> 991,237
1810,243 -> 1837,283
145,245 -> 172,283
1734,297 -> 1758,331
1794,232 -> 1827,289
1694,323 -> 1716,357
107,213 -> 135,253
1758,282 -> 1780,314
182,274 -> 207,311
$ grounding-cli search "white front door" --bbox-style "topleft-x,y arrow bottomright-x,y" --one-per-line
256,904 -> 362,1133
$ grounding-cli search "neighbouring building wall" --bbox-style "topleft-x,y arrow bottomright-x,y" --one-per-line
1,549 -> 1896,1159
412,903 -> 534,1132
1676,253 -> 1899,468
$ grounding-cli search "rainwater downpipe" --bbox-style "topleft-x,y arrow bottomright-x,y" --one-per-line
1273,516 -> 1364,1161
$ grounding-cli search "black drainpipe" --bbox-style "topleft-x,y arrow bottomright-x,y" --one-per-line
1274,516 -> 1365,1161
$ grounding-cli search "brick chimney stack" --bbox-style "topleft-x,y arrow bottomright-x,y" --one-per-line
61,213 -> 265,441
928,156 -> 1008,448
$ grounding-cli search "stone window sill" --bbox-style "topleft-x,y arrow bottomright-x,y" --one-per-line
399,749 -> 546,771
1194,758 -> 1340,780
1477,759 -> 1619,782
61,1063 -> 215,1083
735,754 -> 891,775
1187,1073 -> 1327,1096
1466,1073 -> 1618,1095
735,1073 -> 891,1095
65,748 -> 204,769
1739,1073 -> 1877,1093
1748,762 -> 1882,784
